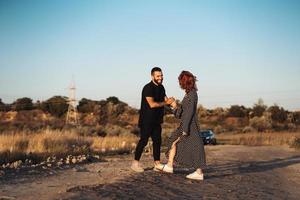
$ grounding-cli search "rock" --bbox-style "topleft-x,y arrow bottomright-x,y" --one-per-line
0,196 -> 16,200
0,170 -> 5,176
10,160 -> 22,169
71,158 -> 77,164
57,161 -> 63,166
241,163 -> 250,168
47,163 -> 52,167
48,170 -> 57,175
78,155 -> 87,162
52,156 -> 57,161
73,166 -> 87,172
28,170 -> 38,174
86,155 -> 93,162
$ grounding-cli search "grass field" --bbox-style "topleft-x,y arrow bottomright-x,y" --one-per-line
1,129 -> 300,165
0,129 -> 138,164
216,132 -> 300,149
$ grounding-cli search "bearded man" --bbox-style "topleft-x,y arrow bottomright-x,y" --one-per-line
131,67 -> 174,172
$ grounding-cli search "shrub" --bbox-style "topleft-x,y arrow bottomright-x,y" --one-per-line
131,126 -> 140,136
290,137 -> 300,149
227,105 -> 247,118
292,112 -> 300,125
0,99 -> 10,112
11,97 -> 34,111
213,125 -> 225,134
287,123 -> 297,131
106,96 -> 120,105
77,98 -> 99,113
104,124 -> 130,136
251,98 -> 267,117
249,116 -> 272,132
198,105 -> 208,118
268,105 -> 287,123
164,114 -> 179,124
115,103 -> 126,116
242,126 -> 256,133
41,96 -> 68,117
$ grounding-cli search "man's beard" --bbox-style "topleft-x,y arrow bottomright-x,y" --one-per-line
154,79 -> 163,85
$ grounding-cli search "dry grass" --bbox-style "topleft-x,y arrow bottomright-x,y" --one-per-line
0,129 -> 138,164
216,132 -> 300,148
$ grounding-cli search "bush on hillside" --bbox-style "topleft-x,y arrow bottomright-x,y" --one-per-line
41,96 -> 68,117
11,97 -> 34,111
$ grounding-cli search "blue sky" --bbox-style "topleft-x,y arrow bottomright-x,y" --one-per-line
0,0 -> 300,110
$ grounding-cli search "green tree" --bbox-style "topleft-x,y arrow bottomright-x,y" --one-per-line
227,105 -> 247,118
41,96 -> 68,117
268,104 -> 287,123
252,98 -> 267,117
12,97 -> 34,111
0,98 -> 8,111
292,112 -> 300,125
106,96 -> 120,105
77,98 -> 99,113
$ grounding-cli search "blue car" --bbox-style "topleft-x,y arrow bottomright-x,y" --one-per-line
200,130 -> 217,145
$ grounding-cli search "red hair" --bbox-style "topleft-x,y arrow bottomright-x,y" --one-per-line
178,71 -> 197,93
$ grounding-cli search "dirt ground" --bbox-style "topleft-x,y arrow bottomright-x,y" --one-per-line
1,145 -> 300,200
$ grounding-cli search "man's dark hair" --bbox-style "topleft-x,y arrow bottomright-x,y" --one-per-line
151,67 -> 162,75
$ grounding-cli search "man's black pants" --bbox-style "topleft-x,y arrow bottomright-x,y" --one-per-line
134,123 -> 162,161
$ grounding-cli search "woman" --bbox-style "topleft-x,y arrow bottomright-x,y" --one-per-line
162,70 -> 206,180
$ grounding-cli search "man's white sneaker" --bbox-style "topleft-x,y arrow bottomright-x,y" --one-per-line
186,171 -> 204,180
162,164 -> 173,173
131,162 -> 144,173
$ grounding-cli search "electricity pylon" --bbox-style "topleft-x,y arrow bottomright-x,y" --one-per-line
66,80 -> 79,125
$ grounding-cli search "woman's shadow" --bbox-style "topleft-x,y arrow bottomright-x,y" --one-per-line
200,155 -> 300,179
144,155 -> 300,179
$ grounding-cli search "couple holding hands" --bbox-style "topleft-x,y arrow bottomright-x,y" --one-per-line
131,67 -> 206,181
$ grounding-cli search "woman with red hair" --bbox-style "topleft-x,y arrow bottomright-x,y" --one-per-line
162,70 -> 206,180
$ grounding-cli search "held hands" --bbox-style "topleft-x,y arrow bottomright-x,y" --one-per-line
170,99 -> 177,108
165,97 -> 175,105
164,97 -> 177,109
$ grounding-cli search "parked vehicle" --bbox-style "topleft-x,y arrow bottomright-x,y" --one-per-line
200,130 -> 217,145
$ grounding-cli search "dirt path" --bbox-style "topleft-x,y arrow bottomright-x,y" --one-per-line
1,145 -> 300,200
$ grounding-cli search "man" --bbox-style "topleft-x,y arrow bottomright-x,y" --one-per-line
131,67 -> 174,172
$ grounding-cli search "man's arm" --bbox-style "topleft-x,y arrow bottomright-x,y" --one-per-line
146,97 -> 165,108
146,97 -> 174,108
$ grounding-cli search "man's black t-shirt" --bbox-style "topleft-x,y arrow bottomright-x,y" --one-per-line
138,81 -> 166,127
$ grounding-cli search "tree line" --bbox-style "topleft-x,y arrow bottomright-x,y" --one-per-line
0,96 -> 122,117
